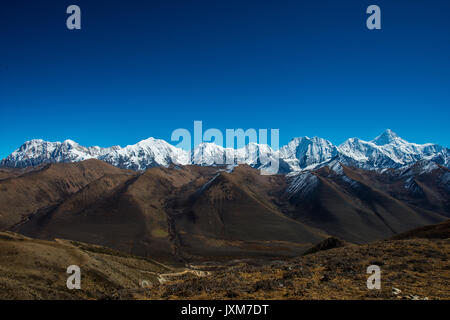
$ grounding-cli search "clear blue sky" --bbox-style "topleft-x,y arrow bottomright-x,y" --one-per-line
1,0 -> 449,157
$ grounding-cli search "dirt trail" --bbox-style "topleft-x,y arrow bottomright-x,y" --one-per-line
55,238 -> 210,285
157,269 -> 210,284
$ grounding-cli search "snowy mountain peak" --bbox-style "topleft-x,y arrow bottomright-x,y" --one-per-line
100,137 -> 190,170
63,139 -> 78,145
1,131 -> 448,173
280,136 -> 338,171
0,139 -> 116,168
192,143 -> 230,166
371,129 -> 403,146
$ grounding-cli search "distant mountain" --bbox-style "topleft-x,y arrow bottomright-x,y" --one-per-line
0,139 -> 120,168
279,136 -> 339,171
338,129 -> 449,170
99,137 -> 190,171
1,160 -> 448,259
1,161 -> 326,259
1,130 -> 449,173
285,159 -> 449,243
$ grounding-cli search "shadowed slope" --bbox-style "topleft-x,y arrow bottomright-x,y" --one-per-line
1,160 -> 448,261
13,165 -> 219,261
285,163 -> 448,243
0,159 -> 136,230
392,219 -> 450,240
171,166 -> 327,259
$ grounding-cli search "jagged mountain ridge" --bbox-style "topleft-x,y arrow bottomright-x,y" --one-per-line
2,130 -> 449,173
285,159 -> 450,242
0,139 -> 121,168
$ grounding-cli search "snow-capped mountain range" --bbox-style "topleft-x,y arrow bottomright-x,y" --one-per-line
1,129 -> 449,173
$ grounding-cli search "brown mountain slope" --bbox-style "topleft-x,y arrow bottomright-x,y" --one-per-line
343,163 -> 450,217
0,160 -> 136,230
284,164 -> 447,243
12,164 -> 219,261
1,160 -> 449,261
12,163 -> 326,260
0,168 -> 24,180
0,232 -> 170,300
392,219 -> 450,240
170,166 -> 327,259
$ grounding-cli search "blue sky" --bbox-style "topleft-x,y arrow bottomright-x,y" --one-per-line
1,0 -> 449,157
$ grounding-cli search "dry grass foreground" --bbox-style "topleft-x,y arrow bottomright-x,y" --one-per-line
0,230 -> 448,300
0,232 -> 170,299
147,238 -> 449,300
